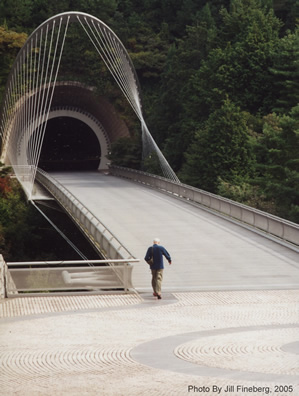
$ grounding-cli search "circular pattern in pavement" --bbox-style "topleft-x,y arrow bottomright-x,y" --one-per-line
174,327 -> 298,376
0,345 -> 136,386
1,290 -> 299,395
131,324 -> 299,382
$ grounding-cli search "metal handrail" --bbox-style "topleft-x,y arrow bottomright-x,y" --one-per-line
7,259 -> 140,266
36,168 -> 135,260
109,165 -> 299,249
7,259 -> 139,294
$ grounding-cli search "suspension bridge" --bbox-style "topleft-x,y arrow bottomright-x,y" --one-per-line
0,12 -> 298,296
0,12 -> 299,395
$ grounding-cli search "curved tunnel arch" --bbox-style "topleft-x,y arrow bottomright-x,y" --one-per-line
14,81 -> 131,170
0,11 -> 178,198
45,108 -> 109,170
22,106 -> 109,170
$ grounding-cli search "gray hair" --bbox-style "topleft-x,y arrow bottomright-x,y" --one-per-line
153,238 -> 160,243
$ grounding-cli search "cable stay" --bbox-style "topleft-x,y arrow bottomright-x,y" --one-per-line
31,200 -> 92,265
0,12 -> 179,201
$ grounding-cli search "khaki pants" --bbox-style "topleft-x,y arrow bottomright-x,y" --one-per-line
151,269 -> 163,294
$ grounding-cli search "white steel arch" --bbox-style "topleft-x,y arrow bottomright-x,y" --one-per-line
0,11 -> 179,199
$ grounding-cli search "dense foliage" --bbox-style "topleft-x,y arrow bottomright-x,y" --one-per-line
0,164 -> 100,260
0,0 -> 298,261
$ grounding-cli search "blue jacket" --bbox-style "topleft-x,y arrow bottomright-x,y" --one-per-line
144,244 -> 171,270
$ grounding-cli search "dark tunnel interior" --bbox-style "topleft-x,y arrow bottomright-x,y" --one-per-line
34,116 -> 101,171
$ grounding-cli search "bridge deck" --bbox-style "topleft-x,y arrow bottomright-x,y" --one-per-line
49,171 -> 299,292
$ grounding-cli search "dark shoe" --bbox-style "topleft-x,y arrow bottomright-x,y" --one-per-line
157,294 -> 162,299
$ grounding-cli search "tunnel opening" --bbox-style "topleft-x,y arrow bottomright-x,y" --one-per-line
35,116 -> 101,171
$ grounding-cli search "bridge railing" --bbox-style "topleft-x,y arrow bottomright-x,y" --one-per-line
0,254 -> 19,298
0,255 -> 7,298
35,169 -> 137,289
109,166 -> 299,249
4,259 -> 139,296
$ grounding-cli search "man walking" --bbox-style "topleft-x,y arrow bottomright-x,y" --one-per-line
144,238 -> 172,299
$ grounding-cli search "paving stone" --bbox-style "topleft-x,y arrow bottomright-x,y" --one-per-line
0,290 -> 298,395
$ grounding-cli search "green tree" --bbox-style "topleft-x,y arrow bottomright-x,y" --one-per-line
0,0 -> 33,31
0,178 -> 34,260
193,0 -> 282,116
129,25 -> 169,81
148,3 -> 218,171
270,27 -> 299,114
0,25 -> 27,105
254,105 -> 299,222
273,0 -> 299,33
180,99 -> 254,192
0,0 -> 118,32
108,136 -> 142,169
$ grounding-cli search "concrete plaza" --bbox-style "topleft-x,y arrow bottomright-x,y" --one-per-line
0,289 -> 298,395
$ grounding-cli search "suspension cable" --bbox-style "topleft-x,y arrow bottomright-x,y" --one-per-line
0,12 -> 180,199
31,200 -> 91,263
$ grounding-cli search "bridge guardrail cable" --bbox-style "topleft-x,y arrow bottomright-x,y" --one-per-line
7,259 -> 140,266
109,165 -> 299,250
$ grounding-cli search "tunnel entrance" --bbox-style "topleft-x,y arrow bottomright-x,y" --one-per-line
37,116 -> 101,171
